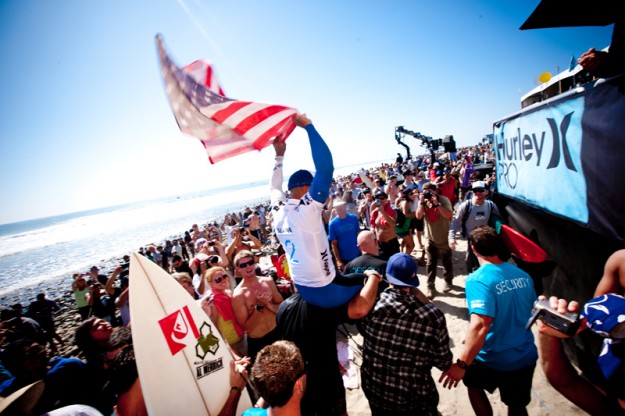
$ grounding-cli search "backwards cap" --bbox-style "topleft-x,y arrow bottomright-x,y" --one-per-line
288,170 -> 313,190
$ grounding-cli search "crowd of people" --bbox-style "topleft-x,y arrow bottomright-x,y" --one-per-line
0,113 -> 623,415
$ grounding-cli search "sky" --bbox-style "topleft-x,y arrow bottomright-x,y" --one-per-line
0,0 -> 613,224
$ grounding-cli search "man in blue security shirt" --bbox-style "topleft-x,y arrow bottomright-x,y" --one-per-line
439,225 -> 538,416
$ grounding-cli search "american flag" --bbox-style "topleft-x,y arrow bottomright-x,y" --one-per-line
156,35 -> 297,164
183,59 -> 226,97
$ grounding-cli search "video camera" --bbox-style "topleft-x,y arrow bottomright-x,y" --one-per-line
526,299 -> 581,336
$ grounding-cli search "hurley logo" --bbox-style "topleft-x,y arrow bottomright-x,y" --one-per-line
495,111 -> 577,189
158,306 -> 200,356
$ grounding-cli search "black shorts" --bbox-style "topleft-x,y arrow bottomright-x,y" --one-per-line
463,360 -> 536,408
411,217 -> 424,232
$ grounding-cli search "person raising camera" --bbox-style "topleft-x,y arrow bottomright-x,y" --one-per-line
226,226 -> 262,267
416,182 -> 454,299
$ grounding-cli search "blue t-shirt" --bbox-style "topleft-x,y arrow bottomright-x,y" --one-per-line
466,262 -> 538,371
328,214 -> 361,262
242,408 -> 268,416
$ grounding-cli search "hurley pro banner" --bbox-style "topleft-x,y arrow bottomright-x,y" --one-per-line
494,74 -> 625,243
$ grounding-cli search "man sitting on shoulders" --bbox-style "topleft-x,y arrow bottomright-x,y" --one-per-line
269,113 -> 366,308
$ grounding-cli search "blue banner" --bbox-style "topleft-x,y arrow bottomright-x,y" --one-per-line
494,74 -> 625,242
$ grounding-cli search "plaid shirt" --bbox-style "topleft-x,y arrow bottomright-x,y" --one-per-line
358,287 -> 452,412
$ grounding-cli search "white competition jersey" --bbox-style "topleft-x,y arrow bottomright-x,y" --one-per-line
271,193 -> 335,288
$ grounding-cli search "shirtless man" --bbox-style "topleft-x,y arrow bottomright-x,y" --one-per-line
190,223 -> 205,241
370,190 -> 399,261
384,175 -> 400,207
231,250 -> 283,364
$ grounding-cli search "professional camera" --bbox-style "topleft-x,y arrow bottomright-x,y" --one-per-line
526,299 -> 581,336
423,191 -> 433,199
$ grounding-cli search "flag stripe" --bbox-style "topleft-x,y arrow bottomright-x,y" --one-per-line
157,35 -> 298,165
254,117 -> 296,150
242,109 -> 297,144
210,101 -> 255,123
233,105 -> 293,136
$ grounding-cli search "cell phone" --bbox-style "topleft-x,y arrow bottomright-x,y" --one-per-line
526,299 -> 581,336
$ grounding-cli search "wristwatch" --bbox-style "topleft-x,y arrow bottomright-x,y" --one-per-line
456,359 -> 468,369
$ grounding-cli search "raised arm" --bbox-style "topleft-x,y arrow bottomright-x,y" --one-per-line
105,266 -> 122,296
270,138 -> 287,204
295,114 -> 334,204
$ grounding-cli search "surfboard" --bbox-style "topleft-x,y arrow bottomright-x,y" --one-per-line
499,224 -> 548,263
129,252 -> 253,416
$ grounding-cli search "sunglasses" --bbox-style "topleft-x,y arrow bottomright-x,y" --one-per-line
212,274 -> 228,284
473,188 -> 486,193
237,259 -> 255,268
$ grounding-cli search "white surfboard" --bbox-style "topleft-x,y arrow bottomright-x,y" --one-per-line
129,252 -> 253,415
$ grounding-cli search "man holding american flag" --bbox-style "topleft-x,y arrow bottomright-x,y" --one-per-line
270,114 -> 377,308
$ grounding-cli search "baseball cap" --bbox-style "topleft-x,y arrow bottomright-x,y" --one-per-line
288,170 -> 313,190
385,253 -> 419,287
472,181 -> 486,190
374,190 -> 388,199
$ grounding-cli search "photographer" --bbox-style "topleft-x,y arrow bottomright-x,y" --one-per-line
226,226 -> 261,270
370,190 -> 399,261
416,183 -> 454,299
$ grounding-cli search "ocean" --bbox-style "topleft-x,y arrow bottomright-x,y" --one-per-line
0,161 -> 386,306
0,181 -> 271,306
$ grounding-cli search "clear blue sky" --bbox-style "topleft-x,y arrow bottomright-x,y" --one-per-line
0,0 -> 613,224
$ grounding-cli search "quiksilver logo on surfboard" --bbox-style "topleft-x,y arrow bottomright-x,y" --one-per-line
158,306 -> 201,356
